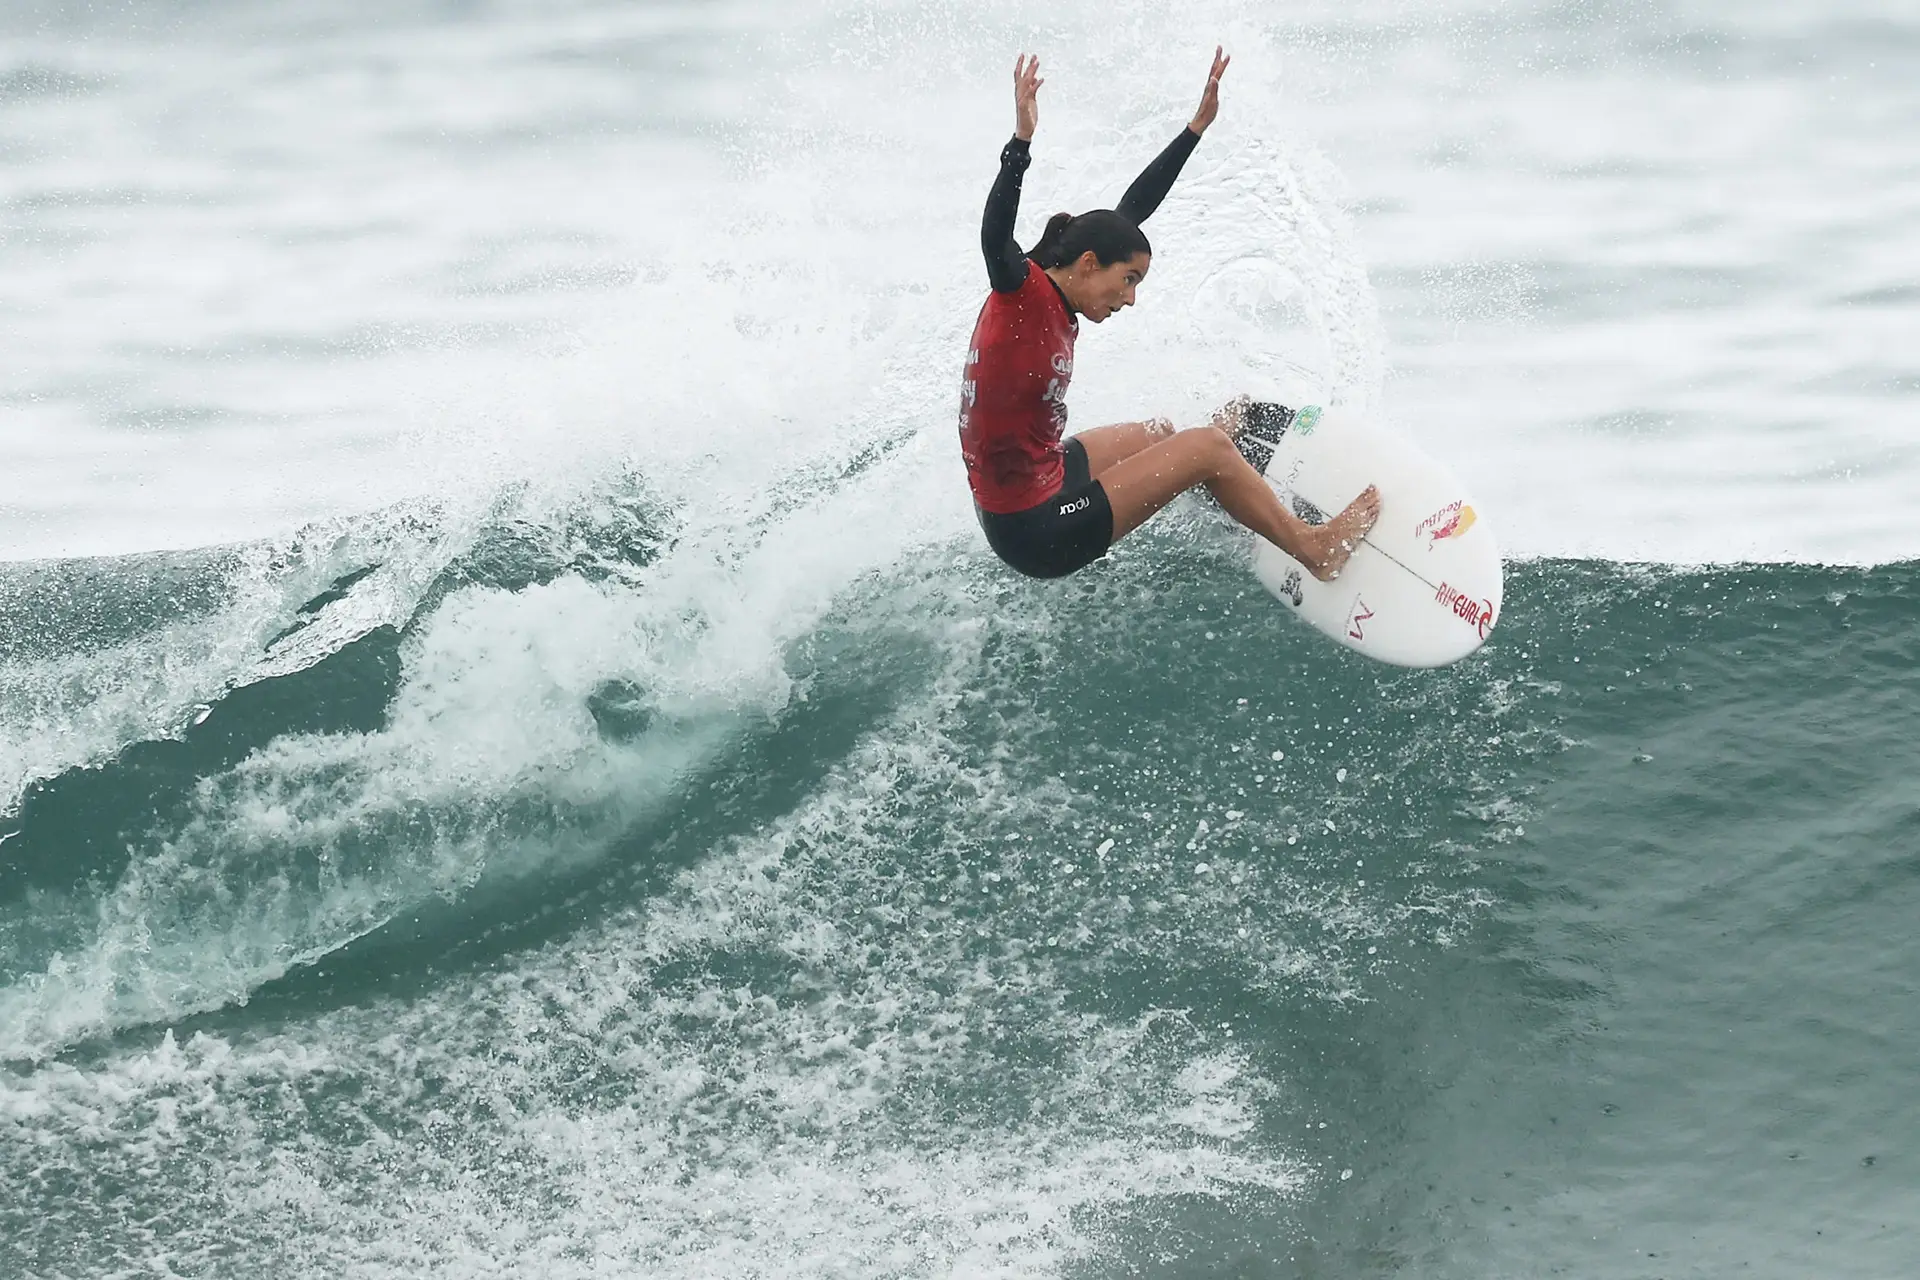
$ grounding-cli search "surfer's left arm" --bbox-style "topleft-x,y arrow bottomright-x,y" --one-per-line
1115,46 -> 1229,225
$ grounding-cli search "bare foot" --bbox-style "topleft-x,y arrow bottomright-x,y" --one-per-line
1308,485 -> 1381,581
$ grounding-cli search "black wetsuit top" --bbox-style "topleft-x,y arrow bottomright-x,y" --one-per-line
981,126 -> 1202,294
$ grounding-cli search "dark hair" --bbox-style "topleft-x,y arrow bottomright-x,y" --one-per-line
1028,208 -> 1151,270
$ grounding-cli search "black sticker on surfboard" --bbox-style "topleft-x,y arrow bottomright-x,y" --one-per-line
1236,401 -> 1295,474
1236,433 -> 1276,474
1246,401 -> 1296,437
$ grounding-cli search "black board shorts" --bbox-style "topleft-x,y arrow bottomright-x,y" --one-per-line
976,438 -> 1115,579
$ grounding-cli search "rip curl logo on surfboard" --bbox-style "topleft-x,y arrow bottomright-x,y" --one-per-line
1435,580 -> 1495,640
1294,405 -> 1322,436
1415,500 -> 1477,549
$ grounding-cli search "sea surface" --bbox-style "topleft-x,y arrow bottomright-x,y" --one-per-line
3,1 -> 1917,1276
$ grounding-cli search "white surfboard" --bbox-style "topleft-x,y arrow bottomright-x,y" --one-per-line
1246,404 -> 1503,668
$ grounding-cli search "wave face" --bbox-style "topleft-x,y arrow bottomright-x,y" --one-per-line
6,525 -> 1919,1275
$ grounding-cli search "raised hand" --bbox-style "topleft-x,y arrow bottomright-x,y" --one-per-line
1013,53 -> 1043,141
1189,45 -> 1231,135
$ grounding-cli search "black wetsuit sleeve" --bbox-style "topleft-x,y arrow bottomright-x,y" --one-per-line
1115,126 -> 1202,225
982,135 -> 1033,294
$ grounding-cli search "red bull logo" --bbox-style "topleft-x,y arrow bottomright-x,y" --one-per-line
1435,580 -> 1495,640
1415,500 -> 1477,549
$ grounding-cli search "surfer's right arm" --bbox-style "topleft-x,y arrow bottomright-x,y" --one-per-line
982,54 -> 1043,294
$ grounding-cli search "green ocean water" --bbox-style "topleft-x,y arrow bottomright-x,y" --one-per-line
3,518 -> 1915,1276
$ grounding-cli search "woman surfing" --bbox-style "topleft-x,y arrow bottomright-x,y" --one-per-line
960,49 -> 1380,580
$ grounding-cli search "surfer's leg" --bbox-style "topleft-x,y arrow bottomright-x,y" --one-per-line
1076,400 -> 1260,480
1099,427 -> 1286,542
1071,418 -> 1176,479
1082,401 -> 1259,475
1097,427 -> 1380,580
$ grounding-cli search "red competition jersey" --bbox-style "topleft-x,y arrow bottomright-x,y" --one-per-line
958,260 -> 1079,514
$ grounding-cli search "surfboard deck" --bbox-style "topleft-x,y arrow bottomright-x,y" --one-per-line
1246,404 -> 1502,668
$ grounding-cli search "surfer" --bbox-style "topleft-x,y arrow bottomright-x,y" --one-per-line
961,49 -> 1381,581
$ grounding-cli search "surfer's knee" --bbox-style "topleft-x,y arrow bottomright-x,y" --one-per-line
1184,425 -> 1239,472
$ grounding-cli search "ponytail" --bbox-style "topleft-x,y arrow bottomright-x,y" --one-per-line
1031,212 -> 1077,262
1029,208 -> 1151,270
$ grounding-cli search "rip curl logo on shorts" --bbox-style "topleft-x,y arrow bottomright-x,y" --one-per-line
1058,496 -> 1091,516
